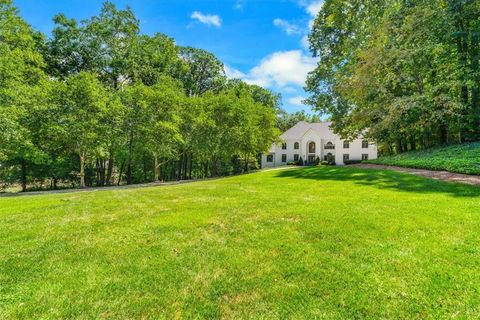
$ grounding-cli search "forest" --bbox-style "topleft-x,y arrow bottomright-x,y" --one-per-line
306,0 -> 480,154
0,0 -> 311,191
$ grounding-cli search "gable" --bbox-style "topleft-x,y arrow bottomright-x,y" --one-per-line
280,121 -> 335,140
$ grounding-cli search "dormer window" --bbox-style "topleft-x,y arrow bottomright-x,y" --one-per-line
282,143 -> 287,150
324,142 -> 335,150
294,142 -> 299,150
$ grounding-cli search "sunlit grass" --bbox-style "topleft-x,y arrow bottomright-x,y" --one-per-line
1,166 -> 479,318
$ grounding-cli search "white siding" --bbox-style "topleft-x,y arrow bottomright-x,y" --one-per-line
261,122 -> 378,168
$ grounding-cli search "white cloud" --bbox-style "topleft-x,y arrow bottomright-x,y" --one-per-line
283,86 -> 299,93
273,18 -> 301,35
224,65 -> 246,79
190,11 -> 222,27
299,1 -> 323,50
240,50 -> 318,88
306,1 -> 323,17
287,96 -> 306,106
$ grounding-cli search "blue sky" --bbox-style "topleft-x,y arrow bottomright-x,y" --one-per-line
14,0 -> 322,113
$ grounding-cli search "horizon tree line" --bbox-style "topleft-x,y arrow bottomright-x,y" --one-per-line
0,0 -> 284,191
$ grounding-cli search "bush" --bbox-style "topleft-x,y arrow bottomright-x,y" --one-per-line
298,157 -> 304,166
344,160 -> 362,165
320,161 -> 329,165
287,161 -> 299,166
315,156 -> 321,165
367,142 -> 480,175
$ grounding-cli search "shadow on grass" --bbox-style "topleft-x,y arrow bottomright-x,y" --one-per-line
275,166 -> 480,198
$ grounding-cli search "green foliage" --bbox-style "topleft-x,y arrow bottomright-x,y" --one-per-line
344,159 -> 362,165
306,0 -> 480,152
0,1 -> 280,191
367,142 -> 480,175
276,110 -> 321,132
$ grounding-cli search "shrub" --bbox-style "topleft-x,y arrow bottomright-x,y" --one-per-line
367,142 -> 480,175
298,157 -> 304,166
320,161 -> 329,165
344,160 -> 362,165
315,156 -> 321,165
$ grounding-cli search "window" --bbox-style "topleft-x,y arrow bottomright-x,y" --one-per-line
362,154 -> 369,160
294,154 -> 299,161
325,153 -> 335,162
294,142 -> 299,150
324,141 -> 335,149
343,154 -> 349,161
308,142 -> 316,153
362,140 -> 369,148
343,141 -> 349,149
282,143 -> 287,150
282,154 -> 287,162
266,154 -> 273,162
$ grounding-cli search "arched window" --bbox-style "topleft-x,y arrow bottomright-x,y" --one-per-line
294,142 -> 299,150
362,140 -> 369,148
308,142 -> 316,153
324,141 -> 335,150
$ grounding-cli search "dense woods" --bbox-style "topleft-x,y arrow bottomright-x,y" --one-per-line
0,1 -> 281,191
306,0 -> 480,154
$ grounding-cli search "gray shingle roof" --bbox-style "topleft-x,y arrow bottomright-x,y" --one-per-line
280,121 -> 334,140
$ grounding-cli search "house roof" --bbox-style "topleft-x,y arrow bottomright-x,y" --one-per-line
280,121 -> 335,140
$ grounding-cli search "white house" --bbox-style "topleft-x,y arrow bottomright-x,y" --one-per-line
261,121 -> 377,167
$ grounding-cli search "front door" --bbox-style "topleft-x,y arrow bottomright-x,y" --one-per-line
308,155 -> 315,164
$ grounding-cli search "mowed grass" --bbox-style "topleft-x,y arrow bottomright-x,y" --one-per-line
1,166 -> 480,319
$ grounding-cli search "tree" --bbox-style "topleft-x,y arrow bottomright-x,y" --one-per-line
306,0 -> 480,153
61,72 -> 109,188
179,46 -> 226,96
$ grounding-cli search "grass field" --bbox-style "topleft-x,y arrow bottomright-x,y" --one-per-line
1,166 -> 480,319
367,142 -> 480,175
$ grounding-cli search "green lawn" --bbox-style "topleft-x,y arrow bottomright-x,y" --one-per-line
367,142 -> 480,175
1,166 -> 480,319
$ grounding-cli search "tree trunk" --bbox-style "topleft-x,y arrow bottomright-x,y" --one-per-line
118,159 -> 126,186
471,27 -> 480,136
79,152 -> 86,188
396,139 -> 403,154
409,136 -> 416,151
177,155 -> 182,181
153,154 -> 159,182
106,155 -> 114,186
126,129 -> 134,185
183,153 -> 188,180
142,154 -> 147,182
20,158 -> 27,192
95,159 -> 100,186
189,155 -> 193,179
440,125 -> 448,145
204,161 -> 208,178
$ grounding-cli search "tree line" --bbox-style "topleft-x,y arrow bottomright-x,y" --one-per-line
0,1 -> 281,191
306,0 -> 480,154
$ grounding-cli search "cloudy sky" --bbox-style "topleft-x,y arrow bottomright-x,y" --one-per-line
15,0 -> 322,113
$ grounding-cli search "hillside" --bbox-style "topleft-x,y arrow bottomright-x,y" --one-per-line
367,142 -> 480,175
1,166 -> 480,318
